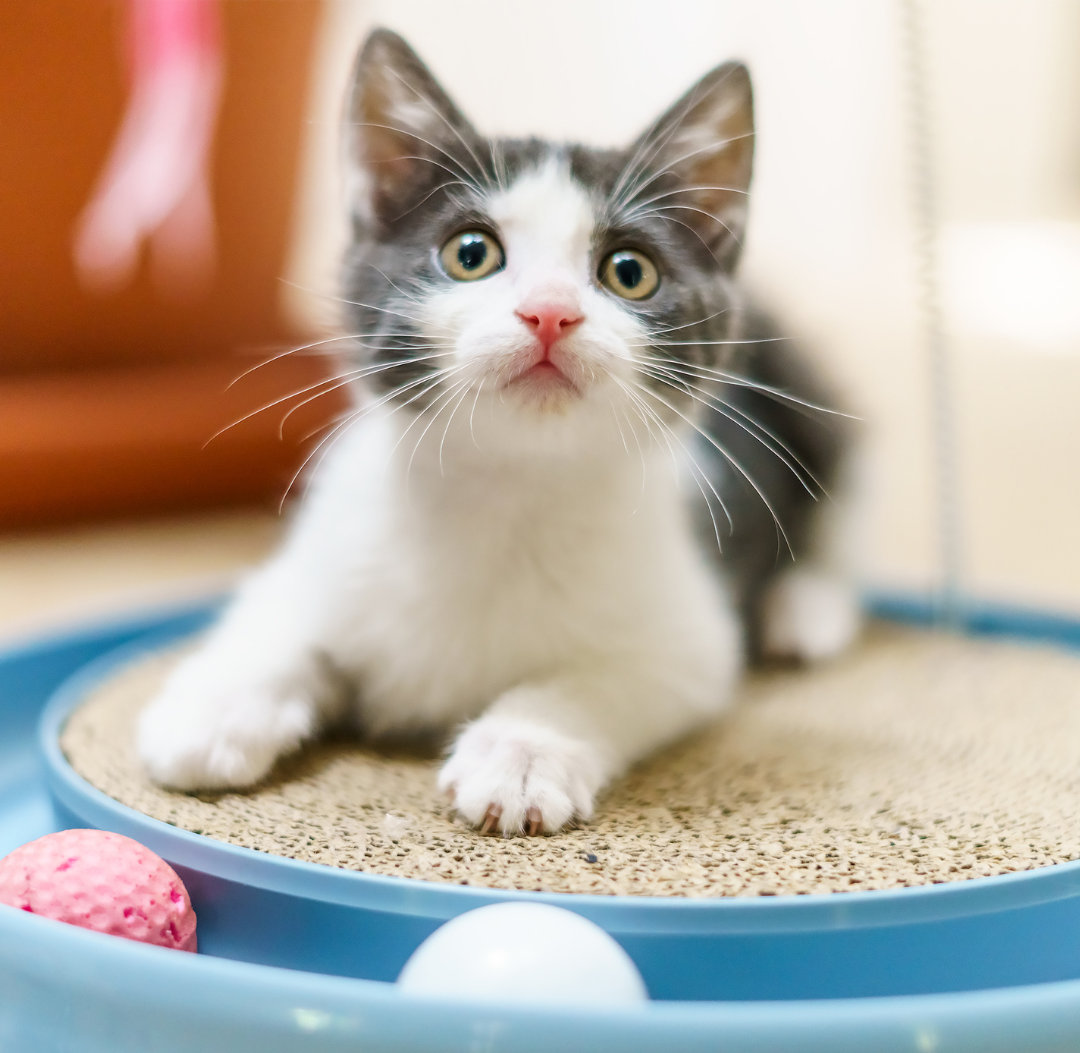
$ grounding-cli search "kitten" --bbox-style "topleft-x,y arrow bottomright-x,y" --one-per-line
137,29 -> 858,836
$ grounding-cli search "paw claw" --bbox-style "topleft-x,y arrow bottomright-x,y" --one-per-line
438,715 -> 600,837
480,804 -> 502,835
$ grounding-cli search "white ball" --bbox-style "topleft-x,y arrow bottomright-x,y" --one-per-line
397,902 -> 648,1005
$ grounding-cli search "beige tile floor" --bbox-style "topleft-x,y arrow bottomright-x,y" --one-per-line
0,510 -> 284,644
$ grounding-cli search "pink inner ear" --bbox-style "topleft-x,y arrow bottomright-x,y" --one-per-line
353,77 -> 445,218
347,30 -> 486,226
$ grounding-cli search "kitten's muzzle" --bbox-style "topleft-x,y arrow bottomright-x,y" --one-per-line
504,297 -> 584,391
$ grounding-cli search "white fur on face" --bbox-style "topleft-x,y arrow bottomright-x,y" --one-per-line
421,158 -> 648,412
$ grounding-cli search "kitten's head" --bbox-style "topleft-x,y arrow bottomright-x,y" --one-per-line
341,29 -> 753,447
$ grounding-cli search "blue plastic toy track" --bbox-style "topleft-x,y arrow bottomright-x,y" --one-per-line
5,596 -> 1080,1052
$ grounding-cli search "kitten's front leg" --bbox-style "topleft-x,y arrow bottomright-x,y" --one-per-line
137,564 -> 344,791
438,663 -> 730,836
137,646 -> 338,791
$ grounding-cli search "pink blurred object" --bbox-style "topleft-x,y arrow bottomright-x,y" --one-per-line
74,0 -> 223,294
0,829 -> 197,952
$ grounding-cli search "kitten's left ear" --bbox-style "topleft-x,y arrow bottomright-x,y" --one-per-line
345,29 -> 483,231
623,62 -> 754,268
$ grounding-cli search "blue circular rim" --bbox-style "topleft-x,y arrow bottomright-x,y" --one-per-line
39,595 -> 1080,936
6,593 -> 1080,1050
7,897 -> 1080,1053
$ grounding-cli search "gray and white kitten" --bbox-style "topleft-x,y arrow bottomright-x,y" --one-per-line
138,30 -> 858,836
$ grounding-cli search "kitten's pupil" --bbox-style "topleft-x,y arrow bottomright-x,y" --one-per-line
457,234 -> 487,271
614,255 -> 643,290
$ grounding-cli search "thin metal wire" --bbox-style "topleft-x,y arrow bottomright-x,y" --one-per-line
898,0 -> 965,629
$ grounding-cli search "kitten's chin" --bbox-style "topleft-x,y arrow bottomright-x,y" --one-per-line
502,360 -> 581,411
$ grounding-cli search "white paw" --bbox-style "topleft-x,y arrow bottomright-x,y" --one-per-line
760,569 -> 861,662
437,715 -> 603,837
136,659 -> 319,791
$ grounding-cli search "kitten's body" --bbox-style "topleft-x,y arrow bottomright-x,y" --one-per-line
138,31 -> 857,835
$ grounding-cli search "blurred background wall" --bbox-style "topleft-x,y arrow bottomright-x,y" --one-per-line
3,0 -> 1079,616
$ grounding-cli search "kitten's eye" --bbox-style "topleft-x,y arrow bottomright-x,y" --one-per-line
439,231 -> 505,281
600,249 -> 659,300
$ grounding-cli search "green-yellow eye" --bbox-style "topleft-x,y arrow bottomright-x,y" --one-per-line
439,231 -> 505,281
600,249 -> 659,300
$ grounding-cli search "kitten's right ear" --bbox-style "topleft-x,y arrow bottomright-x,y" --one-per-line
344,29 -> 481,231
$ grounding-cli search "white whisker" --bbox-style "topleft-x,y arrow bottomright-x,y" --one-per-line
644,308 -> 732,337
633,337 -> 786,348
637,357 -> 854,419
613,376 -> 732,548
437,379 -> 478,473
467,378 -> 486,449
400,373 -> 473,483
626,377 -> 792,556
639,364 -> 824,496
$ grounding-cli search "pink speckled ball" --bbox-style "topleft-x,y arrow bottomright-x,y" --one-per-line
0,829 -> 196,952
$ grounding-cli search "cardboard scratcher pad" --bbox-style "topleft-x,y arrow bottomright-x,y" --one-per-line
61,624 -> 1080,897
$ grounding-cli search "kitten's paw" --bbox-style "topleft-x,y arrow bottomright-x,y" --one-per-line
137,664 -> 318,791
438,715 -> 603,837
760,569 -> 861,662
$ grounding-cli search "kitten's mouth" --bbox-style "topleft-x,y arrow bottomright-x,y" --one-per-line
504,350 -> 579,395
521,361 -> 567,381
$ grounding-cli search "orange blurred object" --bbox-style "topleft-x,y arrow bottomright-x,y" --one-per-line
0,1 -> 343,529
73,0 -> 224,295
0,355 -> 346,529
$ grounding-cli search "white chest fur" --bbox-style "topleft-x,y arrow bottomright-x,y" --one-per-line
291,404 -> 741,737
135,386 -> 743,836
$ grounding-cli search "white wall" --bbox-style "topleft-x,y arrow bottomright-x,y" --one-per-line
284,0 -> 1080,614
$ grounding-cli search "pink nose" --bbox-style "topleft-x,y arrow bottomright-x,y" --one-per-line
515,298 -> 583,352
